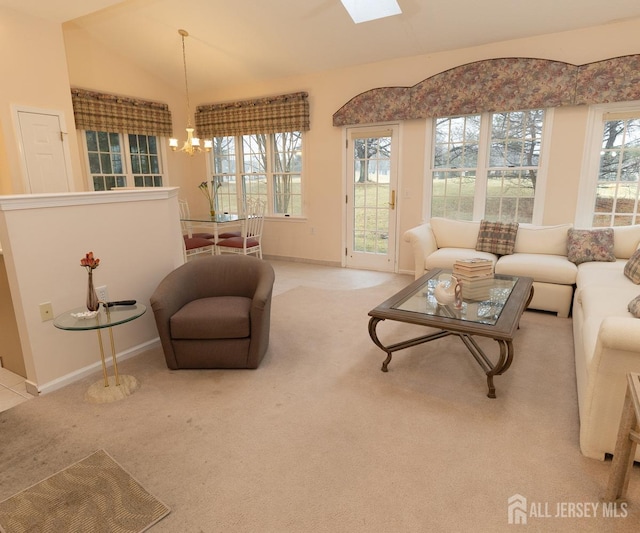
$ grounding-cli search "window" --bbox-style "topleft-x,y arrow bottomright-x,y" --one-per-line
430,109 -> 546,223
351,133 -> 392,254
590,112 -> 640,227
84,131 -> 165,191
211,136 -> 238,213
210,131 -> 303,216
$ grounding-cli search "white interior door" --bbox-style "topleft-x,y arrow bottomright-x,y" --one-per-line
345,125 -> 399,271
16,108 -> 72,193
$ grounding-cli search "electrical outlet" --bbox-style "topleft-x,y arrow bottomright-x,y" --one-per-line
96,285 -> 108,303
39,302 -> 54,322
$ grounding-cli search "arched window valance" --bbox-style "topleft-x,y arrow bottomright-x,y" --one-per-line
332,55 -> 640,126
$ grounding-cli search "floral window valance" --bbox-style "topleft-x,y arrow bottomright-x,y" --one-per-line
195,92 -> 310,137
333,55 -> 640,126
71,88 -> 173,136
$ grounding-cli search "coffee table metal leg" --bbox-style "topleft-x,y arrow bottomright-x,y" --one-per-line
458,335 -> 507,398
484,340 -> 508,399
368,316 -> 450,372
495,341 -> 514,375
368,316 -> 515,397
368,317 -> 393,371
367,316 -> 381,338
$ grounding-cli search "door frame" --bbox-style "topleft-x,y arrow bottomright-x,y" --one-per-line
342,122 -> 401,272
12,104 -> 75,193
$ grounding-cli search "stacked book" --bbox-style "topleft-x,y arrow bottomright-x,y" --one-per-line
452,258 -> 494,301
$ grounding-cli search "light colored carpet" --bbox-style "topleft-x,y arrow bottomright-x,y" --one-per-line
0,279 -> 639,532
0,449 -> 169,533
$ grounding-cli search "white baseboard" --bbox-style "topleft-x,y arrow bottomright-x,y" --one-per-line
264,254 -> 341,268
31,338 -> 160,396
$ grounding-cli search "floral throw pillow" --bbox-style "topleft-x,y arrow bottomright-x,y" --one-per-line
629,295 -> 640,318
475,220 -> 519,256
566,228 -> 616,265
624,249 -> 640,284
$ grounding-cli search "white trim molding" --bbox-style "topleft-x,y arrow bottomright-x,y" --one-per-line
0,187 -> 179,211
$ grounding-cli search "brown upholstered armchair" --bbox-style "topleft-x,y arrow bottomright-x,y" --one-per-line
150,255 -> 275,369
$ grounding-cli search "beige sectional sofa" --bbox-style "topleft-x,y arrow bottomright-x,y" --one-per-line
403,218 -> 640,461
572,225 -> 640,460
403,217 -> 577,317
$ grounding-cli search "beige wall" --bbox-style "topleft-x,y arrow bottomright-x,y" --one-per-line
0,8 -> 84,194
0,189 -> 184,392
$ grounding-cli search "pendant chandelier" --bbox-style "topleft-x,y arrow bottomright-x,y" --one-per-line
169,29 -> 212,156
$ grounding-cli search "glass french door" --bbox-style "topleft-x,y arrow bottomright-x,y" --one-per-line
345,125 -> 399,271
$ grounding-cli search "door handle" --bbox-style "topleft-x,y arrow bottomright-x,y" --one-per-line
389,190 -> 396,210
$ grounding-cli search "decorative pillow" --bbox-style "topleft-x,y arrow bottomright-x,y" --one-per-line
629,295 -> 640,318
513,223 -> 573,255
430,217 -> 480,249
475,220 -> 519,256
625,249 -> 640,284
566,228 -> 616,265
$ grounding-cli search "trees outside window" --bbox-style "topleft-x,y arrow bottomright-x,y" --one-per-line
577,103 -> 640,227
592,117 -> 640,226
210,131 -> 303,216
430,109 -> 546,223
85,131 -> 164,190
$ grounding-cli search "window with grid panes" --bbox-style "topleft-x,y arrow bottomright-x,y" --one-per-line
85,131 -> 165,190
210,131 -> 303,216
211,136 -> 238,214
592,114 -> 640,227
430,109 -> 545,223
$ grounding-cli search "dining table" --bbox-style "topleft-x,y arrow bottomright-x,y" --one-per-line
180,212 -> 245,243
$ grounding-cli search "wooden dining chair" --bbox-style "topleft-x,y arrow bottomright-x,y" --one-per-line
215,198 -> 265,259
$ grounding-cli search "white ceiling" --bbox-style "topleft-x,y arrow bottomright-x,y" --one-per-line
4,0 -> 640,93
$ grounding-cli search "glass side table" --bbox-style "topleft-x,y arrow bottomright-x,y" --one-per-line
54,303 -> 146,403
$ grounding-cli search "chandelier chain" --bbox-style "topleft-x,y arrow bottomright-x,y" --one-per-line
180,31 -> 192,127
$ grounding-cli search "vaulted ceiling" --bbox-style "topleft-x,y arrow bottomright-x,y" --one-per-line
4,0 -> 640,93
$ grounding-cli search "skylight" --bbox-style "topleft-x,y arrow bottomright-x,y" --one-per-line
340,0 -> 402,24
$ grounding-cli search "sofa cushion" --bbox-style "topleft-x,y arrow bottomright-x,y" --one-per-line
613,225 -> 640,259
624,249 -> 640,284
430,217 -> 480,249
513,223 -> 572,256
567,228 -> 616,265
424,248 -> 497,271
476,220 -> 519,255
170,296 -> 252,339
495,253 -> 577,285
579,285 -> 635,321
629,295 -> 640,318
575,260 -> 631,299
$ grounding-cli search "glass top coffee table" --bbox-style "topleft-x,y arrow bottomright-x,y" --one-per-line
368,269 -> 534,398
